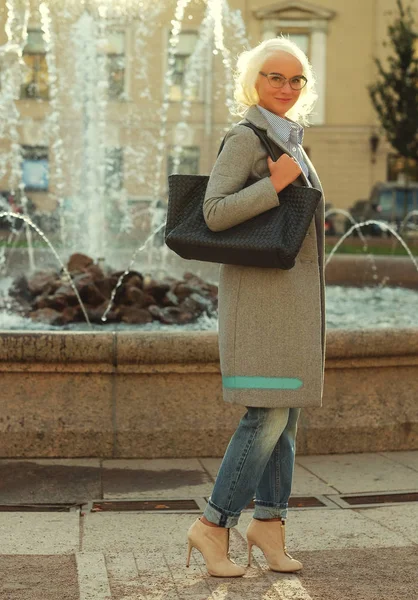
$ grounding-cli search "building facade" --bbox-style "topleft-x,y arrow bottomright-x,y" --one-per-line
0,0 -> 416,232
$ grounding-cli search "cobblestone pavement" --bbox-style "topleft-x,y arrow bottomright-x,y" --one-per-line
0,450 -> 417,599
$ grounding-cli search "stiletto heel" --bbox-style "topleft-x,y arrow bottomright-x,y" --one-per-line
186,540 -> 193,567
247,542 -> 253,567
186,518 -> 245,577
246,518 -> 302,572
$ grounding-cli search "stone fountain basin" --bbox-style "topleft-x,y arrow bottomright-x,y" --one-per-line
0,327 -> 417,458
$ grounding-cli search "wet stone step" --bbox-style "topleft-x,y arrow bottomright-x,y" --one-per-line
0,460 -> 101,504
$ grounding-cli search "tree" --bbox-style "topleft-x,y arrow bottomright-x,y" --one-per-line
368,0 -> 418,165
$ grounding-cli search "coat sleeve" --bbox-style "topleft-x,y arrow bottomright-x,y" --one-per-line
203,125 -> 280,232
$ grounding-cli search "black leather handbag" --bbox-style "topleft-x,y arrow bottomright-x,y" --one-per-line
165,122 -> 322,269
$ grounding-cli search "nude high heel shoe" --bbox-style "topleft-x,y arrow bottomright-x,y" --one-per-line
186,518 -> 246,577
246,518 -> 302,572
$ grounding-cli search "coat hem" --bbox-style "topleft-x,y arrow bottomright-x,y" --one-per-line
222,389 -> 323,409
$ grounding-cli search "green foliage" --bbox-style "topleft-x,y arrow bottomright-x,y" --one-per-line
368,0 -> 418,160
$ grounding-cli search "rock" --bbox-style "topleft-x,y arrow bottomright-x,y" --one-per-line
189,292 -> 213,311
29,308 -> 63,325
143,278 -> 170,302
124,286 -> 147,306
73,272 -> 93,289
53,285 -> 78,305
183,272 -> 206,286
67,253 -> 94,273
11,264 -> 217,327
124,273 -> 143,288
86,302 -> 118,324
162,291 -> 179,306
183,272 -> 218,297
142,292 -> 156,306
84,264 -> 104,282
148,304 -> 164,321
111,271 -> 143,289
172,282 -> 201,301
27,270 -> 60,296
205,283 -> 218,298
160,306 -> 196,325
78,281 -> 106,306
183,272 -> 197,280
32,294 -> 46,309
9,275 -> 31,302
94,278 -> 114,299
119,305 -> 153,324
43,294 -> 68,311
179,296 -> 202,314
61,306 -> 83,324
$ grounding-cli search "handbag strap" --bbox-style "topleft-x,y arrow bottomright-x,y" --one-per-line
217,121 -> 281,161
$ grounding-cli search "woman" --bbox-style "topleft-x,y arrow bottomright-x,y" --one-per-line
186,36 -> 326,577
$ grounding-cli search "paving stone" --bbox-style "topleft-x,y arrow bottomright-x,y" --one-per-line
76,552 -> 112,600
106,552 -> 147,600
102,458 -> 213,499
236,508 -> 412,553
0,513 -> 79,554
0,555 -> 79,600
296,453 -> 418,493
200,458 -> 337,496
198,458 -> 221,480
356,503 -> 418,544
292,464 -> 338,496
296,547 -> 418,600
380,450 -> 418,473
82,513 -> 197,553
0,459 -> 101,504
2,452 -> 418,599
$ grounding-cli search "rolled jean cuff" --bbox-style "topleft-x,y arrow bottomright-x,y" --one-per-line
203,498 -> 241,528
253,500 -> 288,520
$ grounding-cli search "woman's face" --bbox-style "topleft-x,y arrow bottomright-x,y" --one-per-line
255,51 -> 304,117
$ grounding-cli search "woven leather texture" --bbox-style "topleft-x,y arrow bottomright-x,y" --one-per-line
165,125 -> 322,269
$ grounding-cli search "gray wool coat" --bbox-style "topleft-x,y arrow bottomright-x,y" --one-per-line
203,105 -> 326,408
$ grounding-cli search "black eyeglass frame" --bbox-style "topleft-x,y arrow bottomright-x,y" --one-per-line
258,71 -> 308,91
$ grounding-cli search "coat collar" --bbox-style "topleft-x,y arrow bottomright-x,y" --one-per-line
242,105 -> 311,187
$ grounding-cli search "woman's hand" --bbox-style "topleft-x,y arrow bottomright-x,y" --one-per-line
268,155 -> 302,193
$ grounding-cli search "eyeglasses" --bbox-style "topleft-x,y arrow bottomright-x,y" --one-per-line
259,71 -> 308,91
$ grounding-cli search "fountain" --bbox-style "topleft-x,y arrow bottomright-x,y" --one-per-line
0,0 -> 417,459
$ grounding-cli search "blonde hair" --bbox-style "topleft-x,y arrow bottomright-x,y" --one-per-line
233,36 -> 318,126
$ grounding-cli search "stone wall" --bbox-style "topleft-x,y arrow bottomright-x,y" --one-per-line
0,328 -> 417,458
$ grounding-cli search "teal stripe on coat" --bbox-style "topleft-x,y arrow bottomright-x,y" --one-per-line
222,376 -> 303,390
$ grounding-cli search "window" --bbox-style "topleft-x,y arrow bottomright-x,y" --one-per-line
378,190 -> 393,212
378,189 -> 418,218
105,147 -> 124,192
167,146 -> 199,176
20,30 -> 49,100
99,30 -> 126,100
387,154 -> 418,182
280,31 -> 311,58
21,146 -> 49,191
168,31 -> 199,102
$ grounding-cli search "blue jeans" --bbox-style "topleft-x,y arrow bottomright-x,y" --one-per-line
203,407 -> 300,528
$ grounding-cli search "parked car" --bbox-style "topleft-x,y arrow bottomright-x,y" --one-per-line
346,182 -> 418,236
